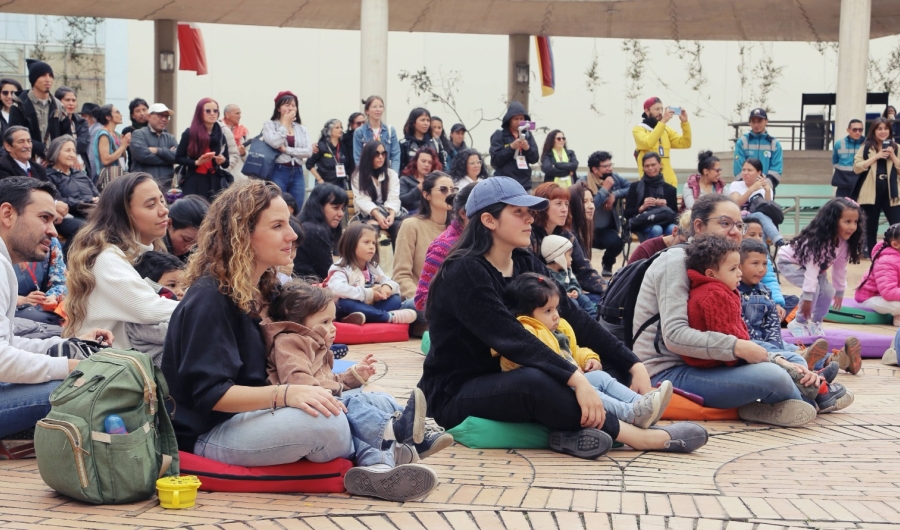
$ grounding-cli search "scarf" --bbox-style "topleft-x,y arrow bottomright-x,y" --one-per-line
552,149 -> 569,163
642,112 -> 659,129
641,173 -> 665,196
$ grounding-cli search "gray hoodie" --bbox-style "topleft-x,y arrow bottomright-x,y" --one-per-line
632,246 -> 738,377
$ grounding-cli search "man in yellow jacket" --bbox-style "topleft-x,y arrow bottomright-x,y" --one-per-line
633,96 -> 691,187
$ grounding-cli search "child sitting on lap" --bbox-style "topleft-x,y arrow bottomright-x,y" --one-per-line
126,251 -> 185,366
263,280 -> 453,501
497,272 -> 672,428
540,235 -> 598,318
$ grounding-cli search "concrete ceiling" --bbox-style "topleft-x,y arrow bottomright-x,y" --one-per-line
2,0 -> 899,42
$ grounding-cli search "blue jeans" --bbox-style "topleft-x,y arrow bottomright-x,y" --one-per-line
337,294 -> 402,323
754,340 -> 808,368
651,361 -> 803,409
584,370 -> 640,423
744,212 -> 783,245
574,293 -> 597,319
0,381 -> 62,438
340,388 -> 402,467
640,223 -> 675,241
270,164 -> 307,210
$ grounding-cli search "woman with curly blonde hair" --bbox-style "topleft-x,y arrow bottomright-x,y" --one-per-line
161,180 -> 354,466
65,172 -> 178,347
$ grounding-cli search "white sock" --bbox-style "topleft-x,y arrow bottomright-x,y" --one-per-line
383,421 -> 396,442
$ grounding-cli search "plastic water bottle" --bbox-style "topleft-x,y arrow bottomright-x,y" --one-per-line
104,414 -> 128,435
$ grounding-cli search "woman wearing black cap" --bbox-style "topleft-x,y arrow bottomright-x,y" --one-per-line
263,91 -> 312,209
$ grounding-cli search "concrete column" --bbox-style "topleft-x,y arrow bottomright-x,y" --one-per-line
154,20 -> 178,131
835,0 -> 871,141
508,34 -> 530,111
360,0 -> 388,103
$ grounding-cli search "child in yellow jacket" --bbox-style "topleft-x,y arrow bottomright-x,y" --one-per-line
497,273 -> 673,428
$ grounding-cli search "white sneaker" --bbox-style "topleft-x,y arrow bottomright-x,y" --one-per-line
787,319 -> 810,337
389,309 -> 418,324
806,321 -> 825,336
883,347 -> 899,366
343,463 -> 438,502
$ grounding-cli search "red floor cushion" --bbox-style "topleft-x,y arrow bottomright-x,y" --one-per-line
334,322 -> 409,345
178,451 -> 352,493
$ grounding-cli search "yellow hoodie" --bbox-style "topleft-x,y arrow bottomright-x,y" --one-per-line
493,316 -> 601,372
632,120 -> 692,188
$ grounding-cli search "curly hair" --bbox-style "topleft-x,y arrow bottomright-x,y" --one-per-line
270,280 -> 334,325
449,148 -> 488,184
684,234 -> 740,274
184,179 -> 283,316
65,173 -> 166,336
790,197 -> 865,268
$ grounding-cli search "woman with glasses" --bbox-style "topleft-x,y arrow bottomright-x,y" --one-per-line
0,78 -> 22,147
351,140 -> 403,242
393,172 -> 456,311
263,91 -> 312,209
448,148 -> 488,187
175,98 -> 229,201
540,129 -> 579,184
399,146 -> 442,214
682,150 -> 724,211
630,193 -> 821,427
306,119 -> 348,188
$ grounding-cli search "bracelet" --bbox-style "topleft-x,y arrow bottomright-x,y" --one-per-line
282,384 -> 291,409
270,385 -> 280,415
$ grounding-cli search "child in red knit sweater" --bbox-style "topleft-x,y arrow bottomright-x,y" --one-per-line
684,235 -> 832,405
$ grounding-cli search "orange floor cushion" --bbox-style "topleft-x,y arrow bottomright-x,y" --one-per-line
659,394 -> 740,421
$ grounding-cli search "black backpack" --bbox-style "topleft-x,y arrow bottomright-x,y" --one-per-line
598,245 -> 682,349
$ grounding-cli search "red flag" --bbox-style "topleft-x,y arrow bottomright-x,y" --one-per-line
178,23 -> 208,76
534,36 -> 555,97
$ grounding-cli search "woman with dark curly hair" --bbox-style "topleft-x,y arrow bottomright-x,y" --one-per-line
399,146 -> 442,214
448,148 -> 487,187
776,198 -> 865,362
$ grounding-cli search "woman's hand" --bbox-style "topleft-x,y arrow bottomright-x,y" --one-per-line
583,359 -> 602,373
832,296 -> 843,311
567,291 -> 578,299
629,363 -> 654,394
568,371 -> 605,428
278,146 -> 287,153
285,384 -> 347,417
122,132 -> 132,146
78,328 -> 114,346
196,152 -> 215,165
214,155 -> 226,165
43,295 -> 57,306
734,339 -> 768,364
799,299 -> 813,320
23,291 -> 46,305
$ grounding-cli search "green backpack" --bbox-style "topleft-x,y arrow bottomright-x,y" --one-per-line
34,349 -> 180,504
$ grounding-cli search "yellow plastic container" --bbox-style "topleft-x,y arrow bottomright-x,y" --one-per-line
156,475 -> 201,509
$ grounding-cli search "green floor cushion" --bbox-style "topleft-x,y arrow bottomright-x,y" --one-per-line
824,298 -> 892,325
447,416 -> 624,450
420,331 -> 430,356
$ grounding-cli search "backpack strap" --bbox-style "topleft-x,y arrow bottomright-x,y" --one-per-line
153,365 -> 180,477
632,313 -> 660,349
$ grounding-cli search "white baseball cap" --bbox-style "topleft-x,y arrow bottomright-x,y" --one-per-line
147,103 -> 174,116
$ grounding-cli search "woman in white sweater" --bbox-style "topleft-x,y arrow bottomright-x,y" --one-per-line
65,172 -> 179,349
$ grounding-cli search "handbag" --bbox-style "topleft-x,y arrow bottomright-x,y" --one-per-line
242,136 -> 279,179
747,195 -> 785,225
96,163 -> 124,192
628,206 -> 676,230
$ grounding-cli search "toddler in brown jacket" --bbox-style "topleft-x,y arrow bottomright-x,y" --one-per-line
263,280 -> 454,501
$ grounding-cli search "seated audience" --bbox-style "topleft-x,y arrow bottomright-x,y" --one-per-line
399,147 -> 441,214
45,135 -> 99,220
582,151 -> 629,276
624,153 -> 678,242
627,212 -> 689,264
351,141 -> 403,242
448,148 -> 487,187
163,195 -> 209,263
294,183 -> 348,280
682,151 -> 724,211
126,251 -> 185,366
855,223 -> 900,326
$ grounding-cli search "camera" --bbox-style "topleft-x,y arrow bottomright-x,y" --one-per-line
518,121 -> 536,135
883,140 -> 893,150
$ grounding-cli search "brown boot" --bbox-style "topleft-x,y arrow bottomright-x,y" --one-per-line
831,337 -> 862,375
800,339 -> 830,371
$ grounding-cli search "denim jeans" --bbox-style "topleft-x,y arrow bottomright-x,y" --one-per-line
400,297 -> 427,325
777,260 -> 835,324
270,164 -> 307,211
744,212 -> 783,245
336,294 -> 402,323
574,293 -> 598,319
0,381 -> 62,438
584,370 -> 639,423
640,223 -> 675,241
651,361 -> 803,409
339,389 -> 403,467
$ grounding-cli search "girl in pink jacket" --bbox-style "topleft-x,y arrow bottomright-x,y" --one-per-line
855,224 -> 900,326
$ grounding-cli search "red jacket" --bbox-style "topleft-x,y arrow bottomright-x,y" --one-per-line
686,269 -> 747,368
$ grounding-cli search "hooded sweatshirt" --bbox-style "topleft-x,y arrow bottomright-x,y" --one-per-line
489,101 -> 539,190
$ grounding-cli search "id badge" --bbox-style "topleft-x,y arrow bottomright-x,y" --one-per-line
658,145 -> 665,157
516,156 -> 528,169
335,164 -> 347,178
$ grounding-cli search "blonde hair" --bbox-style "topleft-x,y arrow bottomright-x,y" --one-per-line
677,210 -> 693,238
184,180 -> 282,315
65,173 -> 165,337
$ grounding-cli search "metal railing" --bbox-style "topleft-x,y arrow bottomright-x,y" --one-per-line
780,195 -> 834,236
728,120 -> 833,151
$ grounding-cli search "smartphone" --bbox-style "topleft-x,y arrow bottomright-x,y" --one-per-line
884,140 -> 893,150
669,106 -> 682,115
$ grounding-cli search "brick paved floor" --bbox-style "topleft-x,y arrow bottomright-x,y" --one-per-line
1,263 -> 898,529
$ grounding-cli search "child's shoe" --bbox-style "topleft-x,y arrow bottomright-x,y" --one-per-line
801,338 -> 830,371
341,312 -> 366,325
330,344 -> 349,359
831,337 -> 862,374
806,321 -> 825,336
548,428 -> 613,459
415,424 -> 454,459
894,315 -> 900,327
631,381 -> 673,429
778,362 -> 820,402
391,389 -> 426,445
787,319 -> 810,337
389,309 -> 418,324
816,382 -> 854,413
882,347 -> 898,366
817,361 -> 840,384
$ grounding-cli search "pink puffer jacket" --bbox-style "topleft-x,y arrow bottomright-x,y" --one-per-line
855,241 -> 900,303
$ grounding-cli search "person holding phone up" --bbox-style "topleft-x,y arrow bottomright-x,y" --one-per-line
632,97 -> 691,188
489,101 -> 539,192
853,117 -> 900,256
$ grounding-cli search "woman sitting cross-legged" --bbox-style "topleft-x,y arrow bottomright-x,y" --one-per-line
418,177 -> 709,460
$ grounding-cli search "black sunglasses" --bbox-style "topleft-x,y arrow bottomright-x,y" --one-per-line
204,108 -> 220,114
374,151 -> 387,157
1,90 -> 14,96
436,186 -> 459,194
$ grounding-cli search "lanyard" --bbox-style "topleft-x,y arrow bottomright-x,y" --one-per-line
24,262 -> 39,289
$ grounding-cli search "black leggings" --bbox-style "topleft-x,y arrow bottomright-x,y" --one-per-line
435,367 -> 621,440
861,181 -> 900,256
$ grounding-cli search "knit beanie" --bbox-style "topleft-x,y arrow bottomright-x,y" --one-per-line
26,59 -> 53,87
540,235 -> 573,272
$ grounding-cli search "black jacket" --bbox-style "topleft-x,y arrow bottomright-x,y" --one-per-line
489,101 -> 539,190
45,167 -> 99,213
175,123 -> 230,200
624,176 -> 678,220
7,91 -> 72,159
0,153 -> 48,180
294,221 -> 337,280
305,139 -> 348,185
399,174 -> 423,212
399,134 -> 445,171
418,249 -> 639,428
446,140 -> 468,169
339,130 -> 357,177
162,275 -> 269,451
530,225 -> 606,295
540,149 -> 579,182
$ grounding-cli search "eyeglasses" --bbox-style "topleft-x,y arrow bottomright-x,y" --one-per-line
374,151 -> 387,158
436,186 -> 459,194
556,137 -> 566,141
710,168 -> 723,173
705,216 -> 747,235
0,90 -> 14,96
468,160 -> 483,166
850,128 -> 864,132
354,120 -> 365,126
204,108 -> 220,115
